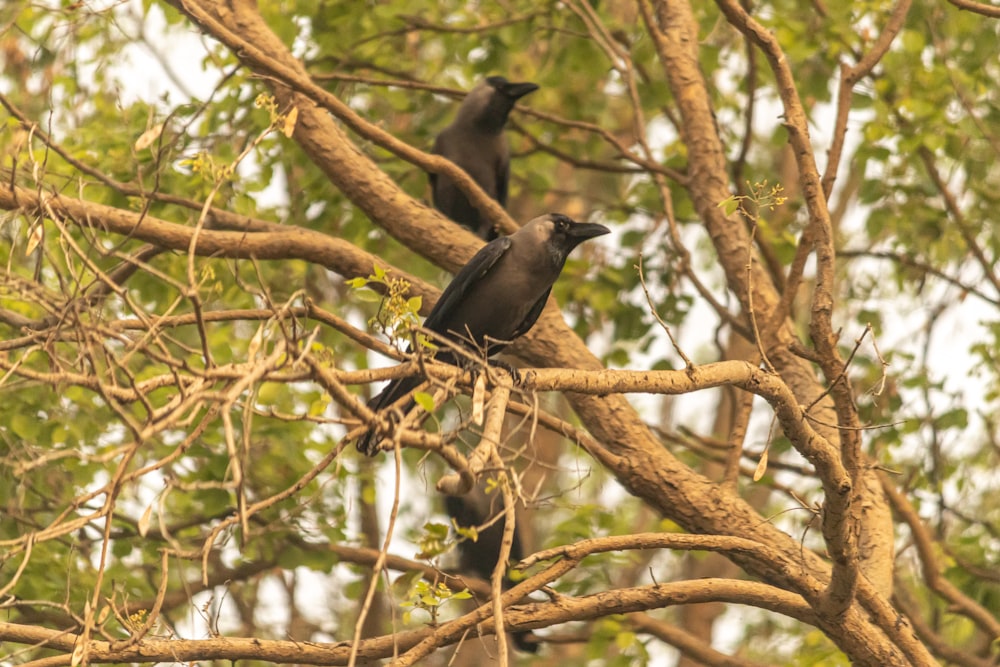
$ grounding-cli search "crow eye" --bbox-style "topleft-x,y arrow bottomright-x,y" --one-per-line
556,218 -> 569,232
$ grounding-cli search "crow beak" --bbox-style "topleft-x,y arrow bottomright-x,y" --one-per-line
504,82 -> 540,101
567,221 -> 611,240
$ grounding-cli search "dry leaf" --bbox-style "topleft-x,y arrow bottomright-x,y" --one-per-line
71,641 -> 85,667
138,503 -> 153,537
97,605 -> 111,625
134,123 -> 164,151
25,224 -> 42,256
472,373 -> 486,425
248,325 -> 264,361
753,448 -> 769,482
282,107 -> 299,138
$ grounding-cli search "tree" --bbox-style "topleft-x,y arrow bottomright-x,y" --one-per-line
1,0 -> 999,665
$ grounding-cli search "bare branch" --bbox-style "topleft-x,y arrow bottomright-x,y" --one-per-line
946,0 -> 1000,18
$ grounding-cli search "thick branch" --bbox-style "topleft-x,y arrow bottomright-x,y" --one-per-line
713,0 -> 866,617
0,580 -> 808,665
0,183 -> 431,297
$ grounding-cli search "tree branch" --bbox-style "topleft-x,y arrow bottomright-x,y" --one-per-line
946,0 -> 1000,18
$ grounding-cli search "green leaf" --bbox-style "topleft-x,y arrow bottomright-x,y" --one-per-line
615,630 -> 637,650
453,522 -> 478,541
901,29 -> 925,54
10,412 -> 39,439
718,195 -> 739,216
308,396 -> 330,416
413,391 -> 435,413
353,288 -> 382,303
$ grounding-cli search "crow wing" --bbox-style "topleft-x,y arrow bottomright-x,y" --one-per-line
422,236 -> 512,333
510,286 -> 551,341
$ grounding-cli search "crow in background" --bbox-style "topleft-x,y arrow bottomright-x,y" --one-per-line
431,76 -> 539,239
444,491 -> 539,652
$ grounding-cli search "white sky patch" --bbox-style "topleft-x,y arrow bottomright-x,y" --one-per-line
107,3 -> 222,106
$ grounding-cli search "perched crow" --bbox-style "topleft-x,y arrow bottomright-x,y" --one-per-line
356,213 -> 608,652
356,213 -> 608,455
431,76 -> 539,240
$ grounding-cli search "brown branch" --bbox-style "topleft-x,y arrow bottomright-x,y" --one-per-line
510,120 -> 647,174
393,574 -> 815,666
491,430 -> 516,665
917,146 -> 1000,296
520,361 -> 849,510
318,543 -> 492,598
515,108 -> 689,185
880,472 -> 1000,639
724,388 -> 757,490
0,579 -> 810,666
348,444 -> 403,667
838,249 -> 997,306
731,8 -> 758,190
713,0 -> 863,618
946,0 -> 1000,17
518,531 -> 783,568
822,0 -> 913,198
630,612 -> 772,667
893,586 -> 995,667
302,75 -> 678,180
511,578 -> 818,638
638,2 -> 906,661
0,182 -> 434,304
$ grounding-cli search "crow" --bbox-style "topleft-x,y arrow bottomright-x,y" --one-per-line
356,213 -> 608,455
356,213 -> 608,652
444,491 -> 539,652
431,76 -> 539,239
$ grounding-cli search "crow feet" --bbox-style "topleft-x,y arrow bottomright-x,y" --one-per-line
487,358 -> 521,385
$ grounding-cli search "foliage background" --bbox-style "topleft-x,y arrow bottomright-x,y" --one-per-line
1,0 -> 999,665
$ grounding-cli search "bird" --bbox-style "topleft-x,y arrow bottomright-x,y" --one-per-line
431,76 -> 539,240
355,213 -> 609,653
444,491 -> 540,652
355,213 -> 609,456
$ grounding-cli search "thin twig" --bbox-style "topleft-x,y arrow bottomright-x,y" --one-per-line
804,324 -> 870,413
744,220 -> 776,373
636,253 -> 693,369
348,445 -> 403,667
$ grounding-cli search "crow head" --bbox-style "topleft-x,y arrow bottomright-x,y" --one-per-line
486,75 -> 540,102
458,76 -> 539,133
520,213 -> 610,267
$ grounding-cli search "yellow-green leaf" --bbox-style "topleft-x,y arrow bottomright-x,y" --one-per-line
413,391 -> 435,413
